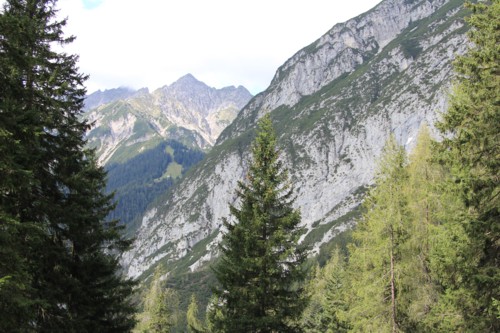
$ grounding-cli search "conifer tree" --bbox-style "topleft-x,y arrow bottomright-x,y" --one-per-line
300,264 -> 328,333
423,159 -> 472,332
205,295 -> 224,333
135,265 -> 179,333
187,294 -> 205,333
437,0 -> 499,330
322,249 -> 350,333
211,114 -> 308,332
301,248 -> 349,333
397,126 -> 462,332
0,124 -> 39,330
0,0 -> 135,330
347,136 -> 409,333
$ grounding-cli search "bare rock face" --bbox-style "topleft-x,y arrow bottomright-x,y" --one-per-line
154,74 -> 253,146
123,0 -> 468,279
85,74 -> 252,165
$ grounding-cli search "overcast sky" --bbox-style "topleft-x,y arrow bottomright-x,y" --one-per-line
3,0 -> 383,94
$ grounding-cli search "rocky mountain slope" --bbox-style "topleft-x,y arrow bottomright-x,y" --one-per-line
84,87 -> 138,111
85,74 -> 252,165
122,0 -> 468,279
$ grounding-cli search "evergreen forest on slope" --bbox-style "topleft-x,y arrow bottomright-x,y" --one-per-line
105,140 -> 205,233
0,0 -> 498,332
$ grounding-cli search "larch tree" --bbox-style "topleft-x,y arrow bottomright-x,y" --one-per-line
347,136 -> 409,333
0,0 -> 135,331
211,114 -> 308,333
437,0 -> 499,330
135,265 -> 179,333
397,126 -> 458,332
187,294 -> 205,333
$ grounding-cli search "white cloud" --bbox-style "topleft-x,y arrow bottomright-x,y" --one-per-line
5,0 -> 383,94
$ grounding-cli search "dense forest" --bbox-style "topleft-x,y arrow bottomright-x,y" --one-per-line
106,140 -> 205,230
1,0 -> 498,332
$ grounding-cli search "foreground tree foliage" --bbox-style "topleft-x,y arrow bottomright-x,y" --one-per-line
437,0 -> 499,330
211,115 -> 308,333
0,0 -> 135,331
303,127 -> 473,333
347,136 -> 409,333
299,2 -> 498,331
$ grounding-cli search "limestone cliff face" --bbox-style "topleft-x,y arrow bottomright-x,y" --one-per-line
223,0 -> 452,136
123,0 -> 468,279
85,74 -> 252,165
154,74 -> 253,146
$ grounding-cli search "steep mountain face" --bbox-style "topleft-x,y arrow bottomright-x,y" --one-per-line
157,74 -> 253,146
84,74 -> 252,165
122,0 -> 468,279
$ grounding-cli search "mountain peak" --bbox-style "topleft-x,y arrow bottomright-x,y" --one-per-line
85,75 -> 253,164
84,87 -> 137,111
170,73 -> 206,89
177,73 -> 198,83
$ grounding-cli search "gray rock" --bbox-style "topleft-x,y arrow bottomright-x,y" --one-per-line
122,0 -> 468,279
84,74 -> 252,165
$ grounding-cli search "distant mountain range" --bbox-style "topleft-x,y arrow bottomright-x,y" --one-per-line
84,87 -> 139,111
84,75 -> 253,230
119,0 -> 468,281
84,74 -> 252,165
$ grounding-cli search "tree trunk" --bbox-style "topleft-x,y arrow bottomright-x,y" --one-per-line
390,225 -> 397,333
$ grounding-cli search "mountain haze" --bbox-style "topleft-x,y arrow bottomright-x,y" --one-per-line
122,0 -> 468,279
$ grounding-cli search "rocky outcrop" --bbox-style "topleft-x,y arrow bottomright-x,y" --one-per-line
85,75 -> 252,165
154,74 -> 253,146
123,0 -> 468,279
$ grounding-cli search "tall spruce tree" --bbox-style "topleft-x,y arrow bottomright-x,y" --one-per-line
211,114 -> 308,333
0,0 -> 135,331
0,127 -> 38,330
437,0 -> 499,330
418,131 -> 473,332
